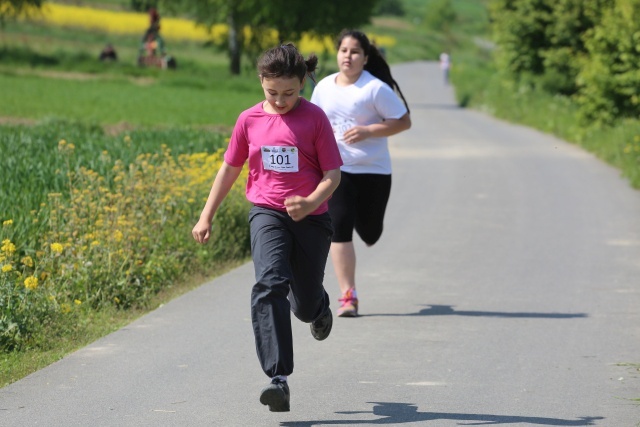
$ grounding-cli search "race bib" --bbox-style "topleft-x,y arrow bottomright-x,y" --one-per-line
261,146 -> 299,173
331,118 -> 357,143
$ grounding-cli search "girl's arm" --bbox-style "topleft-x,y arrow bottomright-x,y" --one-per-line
192,161 -> 243,244
343,112 -> 411,144
284,168 -> 341,222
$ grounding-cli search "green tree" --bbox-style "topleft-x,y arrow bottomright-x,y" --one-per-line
489,0 -> 610,95
160,0 -> 377,75
0,0 -> 43,25
489,0 -> 553,78
577,0 -> 640,123
540,0 -> 611,94
159,0 -> 258,75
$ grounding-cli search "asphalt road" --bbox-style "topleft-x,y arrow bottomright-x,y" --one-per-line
2,61 -> 639,427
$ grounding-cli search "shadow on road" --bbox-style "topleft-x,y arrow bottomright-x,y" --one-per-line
362,305 -> 588,319
281,402 -> 603,426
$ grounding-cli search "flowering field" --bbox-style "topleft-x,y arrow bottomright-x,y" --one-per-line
34,3 -> 226,43
0,121 -> 251,351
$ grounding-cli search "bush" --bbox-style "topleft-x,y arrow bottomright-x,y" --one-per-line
0,122 -> 251,350
577,0 -> 640,124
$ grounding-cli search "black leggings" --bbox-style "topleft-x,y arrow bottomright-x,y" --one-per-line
329,172 -> 392,244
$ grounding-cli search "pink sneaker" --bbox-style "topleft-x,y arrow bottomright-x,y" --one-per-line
337,289 -> 358,317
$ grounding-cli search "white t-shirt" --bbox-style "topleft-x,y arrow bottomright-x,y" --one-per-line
310,70 -> 408,174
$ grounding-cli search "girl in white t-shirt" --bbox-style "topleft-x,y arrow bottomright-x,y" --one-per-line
311,30 -> 411,318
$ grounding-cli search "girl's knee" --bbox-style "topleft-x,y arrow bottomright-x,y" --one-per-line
292,310 -> 315,323
252,280 -> 289,300
291,297 -> 325,323
360,230 -> 382,246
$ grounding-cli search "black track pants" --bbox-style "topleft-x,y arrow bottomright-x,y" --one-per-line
249,206 -> 332,378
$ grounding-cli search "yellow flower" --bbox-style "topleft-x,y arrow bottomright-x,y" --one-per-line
114,297 -> 121,304
21,256 -> 34,267
24,276 -> 38,290
60,303 -> 71,314
123,135 -> 131,143
1,239 -> 16,255
74,299 -> 82,305
50,243 -> 64,254
3,219 -> 13,226
2,264 -> 13,273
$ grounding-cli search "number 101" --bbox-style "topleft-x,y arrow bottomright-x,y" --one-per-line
269,154 -> 291,165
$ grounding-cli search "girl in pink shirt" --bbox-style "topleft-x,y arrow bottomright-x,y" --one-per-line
192,44 -> 342,412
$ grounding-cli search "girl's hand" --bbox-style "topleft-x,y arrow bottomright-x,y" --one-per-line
284,196 -> 316,222
192,218 -> 213,244
343,126 -> 372,144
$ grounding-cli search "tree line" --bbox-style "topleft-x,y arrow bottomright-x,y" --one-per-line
156,0 -> 377,75
490,0 -> 640,124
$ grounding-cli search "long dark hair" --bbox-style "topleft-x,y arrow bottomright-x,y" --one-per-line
336,30 -> 409,113
257,43 -> 318,83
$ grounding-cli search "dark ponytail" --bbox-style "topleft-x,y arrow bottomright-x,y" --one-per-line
336,30 -> 410,113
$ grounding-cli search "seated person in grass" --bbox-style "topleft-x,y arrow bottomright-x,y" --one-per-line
99,43 -> 117,62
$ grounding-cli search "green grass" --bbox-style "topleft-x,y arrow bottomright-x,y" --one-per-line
0,71 -> 260,127
0,118 -> 252,358
0,18 -> 261,128
0,120 -> 228,244
0,18 -> 228,70
0,263 -> 245,387
401,0 -> 490,33
367,17 -> 443,63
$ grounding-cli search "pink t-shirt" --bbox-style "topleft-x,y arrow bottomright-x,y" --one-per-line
224,98 -> 343,215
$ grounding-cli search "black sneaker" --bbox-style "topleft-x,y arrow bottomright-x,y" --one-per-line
260,378 -> 290,412
310,307 -> 333,341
